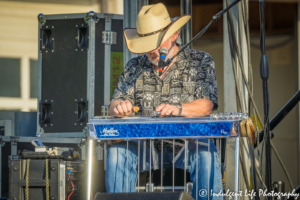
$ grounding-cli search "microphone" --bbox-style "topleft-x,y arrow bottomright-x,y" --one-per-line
158,47 -> 168,76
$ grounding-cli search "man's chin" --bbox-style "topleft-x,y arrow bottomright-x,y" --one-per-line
149,60 -> 159,66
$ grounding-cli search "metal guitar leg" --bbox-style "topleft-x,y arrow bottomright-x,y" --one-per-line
146,183 -> 154,192
196,139 -> 198,200
234,137 -> 240,200
104,142 -> 107,171
161,140 -> 164,192
149,140 -> 152,184
143,140 -> 146,171
86,139 -> 93,200
208,139 -> 210,200
219,139 -> 222,169
152,140 -> 158,170
126,140 -> 129,193
146,140 -> 153,192
184,139 -> 188,192
172,139 -> 175,192
0,138 -> 3,198
138,140 -> 140,193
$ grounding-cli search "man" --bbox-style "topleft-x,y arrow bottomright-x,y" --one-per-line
106,3 -> 221,199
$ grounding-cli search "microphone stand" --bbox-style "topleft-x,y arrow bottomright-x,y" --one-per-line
165,0 -> 242,66
259,0 -> 272,197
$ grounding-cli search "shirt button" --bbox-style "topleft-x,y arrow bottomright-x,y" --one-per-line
163,88 -> 166,91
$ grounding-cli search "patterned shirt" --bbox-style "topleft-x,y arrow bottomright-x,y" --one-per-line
110,48 -> 218,152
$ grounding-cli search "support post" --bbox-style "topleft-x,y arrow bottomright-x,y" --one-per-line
0,138 -> 2,198
297,2 -> 300,186
224,0 -> 250,198
123,0 -> 148,65
180,0 -> 192,48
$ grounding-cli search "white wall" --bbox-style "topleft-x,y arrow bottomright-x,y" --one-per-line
0,0 -> 101,111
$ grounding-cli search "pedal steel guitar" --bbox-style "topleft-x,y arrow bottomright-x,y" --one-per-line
86,113 -> 250,200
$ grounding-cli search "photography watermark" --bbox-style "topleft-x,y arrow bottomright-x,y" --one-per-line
198,189 -> 299,199
199,189 -> 208,197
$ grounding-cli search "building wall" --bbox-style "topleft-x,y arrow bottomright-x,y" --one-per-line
0,0 -> 124,111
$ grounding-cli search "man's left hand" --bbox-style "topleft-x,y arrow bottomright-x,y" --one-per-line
156,104 -> 179,116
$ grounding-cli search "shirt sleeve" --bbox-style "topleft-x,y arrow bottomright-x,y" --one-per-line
110,58 -> 136,106
194,52 -> 219,110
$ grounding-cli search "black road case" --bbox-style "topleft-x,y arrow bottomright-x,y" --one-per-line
9,159 -> 85,200
37,12 -> 123,136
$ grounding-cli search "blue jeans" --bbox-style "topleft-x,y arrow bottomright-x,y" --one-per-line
105,139 -> 222,200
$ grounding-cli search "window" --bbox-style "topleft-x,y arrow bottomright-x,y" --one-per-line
30,59 -> 38,98
0,58 -> 21,97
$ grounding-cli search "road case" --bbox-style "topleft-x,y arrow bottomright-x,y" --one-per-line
9,159 -> 85,200
0,136 -> 88,198
37,12 -> 123,137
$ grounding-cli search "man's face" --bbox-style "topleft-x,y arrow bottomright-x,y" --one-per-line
146,37 -> 174,67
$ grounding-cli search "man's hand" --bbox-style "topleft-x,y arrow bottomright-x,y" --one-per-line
156,104 -> 179,116
111,100 -> 139,116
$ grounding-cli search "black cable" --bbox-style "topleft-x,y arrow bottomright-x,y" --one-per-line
225,0 -> 258,197
227,9 -> 245,113
250,36 -> 293,50
250,145 -> 258,200
228,7 -> 295,186
259,0 -> 272,197
256,90 -> 300,147
160,20 -> 213,76
162,0 -> 242,72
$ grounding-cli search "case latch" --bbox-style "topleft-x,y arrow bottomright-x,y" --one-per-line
102,31 -> 117,45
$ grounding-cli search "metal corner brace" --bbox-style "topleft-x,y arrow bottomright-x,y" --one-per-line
9,136 -> 20,164
84,11 -> 97,24
102,14 -> 117,45
78,138 -> 87,160
102,31 -> 117,45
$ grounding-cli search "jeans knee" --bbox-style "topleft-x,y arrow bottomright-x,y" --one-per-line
107,144 -> 126,165
107,142 -> 137,167
107,147 -> 118,166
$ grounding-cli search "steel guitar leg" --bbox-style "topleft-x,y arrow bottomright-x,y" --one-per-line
86,139 -> 93,200
161,140 -> 163,192
196,139 -> 198,200
152,141 -> 158,170
234,137 -> 240,200
184,139 -> 188,192
138,140 -> 140,193
149,140 -> 152,185
219,139 -> 222,171
146,140 -> 154,192
143,140 -> 146,171
173,139 -> 175,192
126,140 -> 129,193
208,140 -> 210,200
104,142 -> 107,171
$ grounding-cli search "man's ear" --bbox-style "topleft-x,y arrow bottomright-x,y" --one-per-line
171,31 -> 179,42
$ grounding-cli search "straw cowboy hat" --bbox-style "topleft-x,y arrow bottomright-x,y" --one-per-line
124,3 -> 191,54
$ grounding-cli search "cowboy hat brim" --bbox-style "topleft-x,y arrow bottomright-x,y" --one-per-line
124,15 -> 191,54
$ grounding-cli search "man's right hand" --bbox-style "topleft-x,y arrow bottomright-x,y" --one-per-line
110,100 -> 139,116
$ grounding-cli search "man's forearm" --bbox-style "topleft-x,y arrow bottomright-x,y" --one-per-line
181,99 -> 214,117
